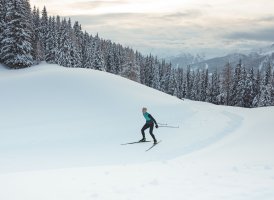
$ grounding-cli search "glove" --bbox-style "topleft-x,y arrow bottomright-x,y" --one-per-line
156,124 -> 158,128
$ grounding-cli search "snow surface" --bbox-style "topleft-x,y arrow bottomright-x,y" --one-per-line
0,63 -> 274,200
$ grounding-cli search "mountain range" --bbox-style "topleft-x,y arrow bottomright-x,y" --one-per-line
168,44 -> 274,72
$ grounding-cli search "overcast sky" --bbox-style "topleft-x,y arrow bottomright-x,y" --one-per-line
30,0 -> 274,58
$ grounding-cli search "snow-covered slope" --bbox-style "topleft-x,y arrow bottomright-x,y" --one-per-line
0,63 -> 273,200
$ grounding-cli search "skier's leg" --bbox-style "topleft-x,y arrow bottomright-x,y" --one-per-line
141,124 -> 149,141
149,123 -> 157,143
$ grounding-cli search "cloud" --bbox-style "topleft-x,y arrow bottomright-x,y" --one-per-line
161,10 -> 204,20
67,0 -> 127,10
225,27 -> 274,42
65,9 -> 274,58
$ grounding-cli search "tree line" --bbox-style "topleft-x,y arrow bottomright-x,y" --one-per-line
0,0 -> 273,107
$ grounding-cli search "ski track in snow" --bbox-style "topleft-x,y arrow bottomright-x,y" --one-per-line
180,110 -> 243,156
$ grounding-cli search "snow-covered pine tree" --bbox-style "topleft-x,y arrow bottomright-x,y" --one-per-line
230,61 -> 242,106
56,19 -> 71,67
121,49 -> 140,82
66,18 -> 81,68
40,6 -> 48,59
139,54 -> 147,85
45,16 -> 57,63
257,63 -> 273,107
73,21 -> 84,67
105,42 -> 115,73
113,44 -> 122,75
92,34 -> 105,71
152,58 -> 161,90
221,62 -> 233,105
162,62 -> 172,94
200,68 -> 208,102
31,7 -> 44,63
185,65 -> 193,99
167,68 -> 177,96
264,62 -> 272,86
257,84 -> 272,107
272,69 -> 274,106
243,67 -> 256,108
176,67 -> 184,99
0,0 -> 33,68
159,59 -> 167,92
143,55 -> 154,87
0,0 -> 6,63
191,70 -> 200,101
252,69 -> 262,107
235,66 -> 247,107
82,32 -> 93,68
208,69 -> 220,104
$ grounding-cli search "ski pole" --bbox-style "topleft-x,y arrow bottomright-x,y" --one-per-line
158,125 -> 179,128
158,123 -> 168,126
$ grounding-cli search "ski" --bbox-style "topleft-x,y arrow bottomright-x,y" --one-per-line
121,141 -> 151,145
145,140 -> 162,152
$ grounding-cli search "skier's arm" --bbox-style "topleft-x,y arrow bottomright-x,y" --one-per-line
148,114 -> 158,127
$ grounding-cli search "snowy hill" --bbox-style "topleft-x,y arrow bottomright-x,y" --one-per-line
0,63 -> 274,200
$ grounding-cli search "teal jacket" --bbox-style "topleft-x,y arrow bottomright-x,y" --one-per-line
143,112 -> 157,125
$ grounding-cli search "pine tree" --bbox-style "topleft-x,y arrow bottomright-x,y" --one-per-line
56,19 -> 71,67
152,59 -> 161,90
0,0 -> 6,63
159,60 -> 167,92
264,62 -> 272,86
92,34 -> 105,71
163,63 -> 172,93
105,43 -> 115,73
185,65 -> 193,99
236,66 -> 247,107
271,69 -> 274,106
176,68 -> 184,99
208,69 -> 220,104
121,49 -> 140,82
31,7 -> 43,63
200,68 -> 208,102
243,68 -> 256,108
45,16 -> 56,63
167,68 -> 177,96
252,69 -> 262,107
82,32 -> 93,68
143,55 -> 154,87
67,18 -> 81,68
73,21 -> 84,67
113,44 -> 122,75
253,64 -> 273,107
0,0 -> 33,68
40,6 -> 48,59
230,61 -> 242,106
222,62 -> 233,105
191,70 -> 200,101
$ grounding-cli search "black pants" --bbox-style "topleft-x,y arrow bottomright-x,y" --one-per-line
141,122 -> 156,141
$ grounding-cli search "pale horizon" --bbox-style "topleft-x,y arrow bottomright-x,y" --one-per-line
30,0 -> 274,58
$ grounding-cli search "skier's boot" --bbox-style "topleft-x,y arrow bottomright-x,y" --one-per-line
139,138 -> 146,142
154,139 -> 158,144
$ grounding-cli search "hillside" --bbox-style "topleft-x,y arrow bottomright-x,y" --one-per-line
0,63 -> 273,200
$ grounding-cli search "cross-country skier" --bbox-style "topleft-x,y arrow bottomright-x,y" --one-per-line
140,107 -> 158,144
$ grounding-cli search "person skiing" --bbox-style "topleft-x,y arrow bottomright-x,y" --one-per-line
140,107 -> 158,144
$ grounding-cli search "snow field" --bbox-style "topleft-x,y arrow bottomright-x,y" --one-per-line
0,63 -> 273,200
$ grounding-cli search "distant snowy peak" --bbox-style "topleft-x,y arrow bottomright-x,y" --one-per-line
166,53 -> 205,68
253,44 -> 274,56
169,44 -> 274,72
